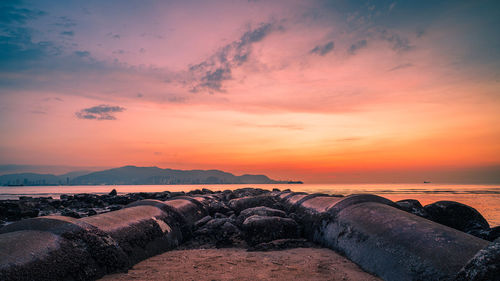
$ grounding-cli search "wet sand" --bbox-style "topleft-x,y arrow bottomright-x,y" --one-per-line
99,247 -> 381,281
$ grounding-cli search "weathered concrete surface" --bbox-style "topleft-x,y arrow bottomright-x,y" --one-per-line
81,205 -> 180,265
125,199 -> 195,239
242,215 -> 299,246
0,230 -> 98,281
455,239 -> 500,281
0,216 -> 129,277
164,198 -> 207,226
299,196 -> 343,214
319,202 -> 489,281
325,194 -> 397,218
0,216 -> 79,234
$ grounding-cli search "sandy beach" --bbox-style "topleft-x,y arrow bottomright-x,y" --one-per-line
99,248 -> 381,281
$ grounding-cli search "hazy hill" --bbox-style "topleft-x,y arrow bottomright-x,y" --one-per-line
69,165 -> 286,185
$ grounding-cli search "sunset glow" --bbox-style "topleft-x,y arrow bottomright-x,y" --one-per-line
1,0 -> 499,183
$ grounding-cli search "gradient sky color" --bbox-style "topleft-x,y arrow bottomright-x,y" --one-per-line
1,0 -> 499,183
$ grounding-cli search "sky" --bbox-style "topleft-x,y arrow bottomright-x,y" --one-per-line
0,0 -> 499,183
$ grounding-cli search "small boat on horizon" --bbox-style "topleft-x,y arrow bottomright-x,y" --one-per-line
423,181 -> 431,184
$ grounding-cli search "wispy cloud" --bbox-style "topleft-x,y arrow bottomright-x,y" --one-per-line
188,22 -> 278,93
348,39 -> 367,54
380,30 -> 413,52
388,63 -> 414,72
310,41 -> 334,56
75,104 -> 125,120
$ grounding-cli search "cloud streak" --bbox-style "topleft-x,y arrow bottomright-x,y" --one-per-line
310,41 -> 334,56
188,22 -> 278,93
348,39 -> 367,54
75,104 -> 125,120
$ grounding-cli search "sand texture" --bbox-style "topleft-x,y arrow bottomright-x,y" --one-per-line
99,247 -> 381,281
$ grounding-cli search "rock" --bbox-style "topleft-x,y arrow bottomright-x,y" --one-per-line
170,191 -> 185,198
228,194 -> 279,214
193,218 -> 244,247
236,206 -> 287,225
455,240 -> 500,280
61,209 -> 81,218
202,188 -> 214,194
231,188 -> 270,199
488,226 -> 500,241
194,216 -> 212,228
214,212 -> 227,219
108,205 -> 123,211
396,199 -> 428,218
203,218 -> 233,229
424,201 -> 490,238
207,200 -> 231,216
242,215 -> 299,246
87,209 -> 98,216
249,238 -> 311,251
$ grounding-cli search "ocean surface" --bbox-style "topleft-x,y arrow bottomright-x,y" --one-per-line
1,183 -> 499,226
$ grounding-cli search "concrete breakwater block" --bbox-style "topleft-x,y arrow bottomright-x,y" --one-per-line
318,202 -> 489,281
164,198 -> 207,226
80,205 -> 180,265
0,189 -> 497,281
242,215 -> 300,246
455,239 -> 500,280
0,230 -> 103,281
0,216 -> 129,280
275,192 -> 493,280
0,197 -> 207,281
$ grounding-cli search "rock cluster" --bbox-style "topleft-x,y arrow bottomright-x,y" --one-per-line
181,189 -> 305,250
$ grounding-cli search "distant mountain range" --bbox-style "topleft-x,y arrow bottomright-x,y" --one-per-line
0,166 -> 302,186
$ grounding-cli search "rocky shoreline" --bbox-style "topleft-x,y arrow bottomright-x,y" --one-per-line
1,188 -> 499,241
1,188 -> 500,280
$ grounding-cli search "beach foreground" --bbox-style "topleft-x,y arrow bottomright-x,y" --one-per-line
99,248 -> 381,281
1,188 -> 499,281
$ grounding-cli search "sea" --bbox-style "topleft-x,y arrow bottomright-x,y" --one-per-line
1,183 -> 499,226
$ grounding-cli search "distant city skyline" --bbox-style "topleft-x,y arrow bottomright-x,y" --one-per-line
1,1 -> 499,184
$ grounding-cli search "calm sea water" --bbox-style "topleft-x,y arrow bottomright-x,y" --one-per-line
1,183 -> 499,226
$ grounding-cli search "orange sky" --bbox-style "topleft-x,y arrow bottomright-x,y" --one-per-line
0,0 -> 499,183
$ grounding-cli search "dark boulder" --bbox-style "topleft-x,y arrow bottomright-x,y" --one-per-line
455,240 -> 500,281
396,199 -> 428,218
236,206 -> 287,225
108,189 -> 118,196
231,188 -> 270,198
61,208 -> 81,218
214,212 -> 227,219
242,215 -> 299,246
488,226 -> 500,241
193,218 -> 244,247
206,200 -> 231,216
424,201 -> 490,238
194,216 -> 212,228
228,194 -> 279,214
